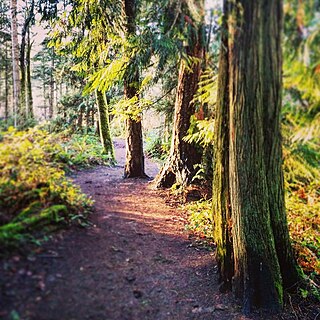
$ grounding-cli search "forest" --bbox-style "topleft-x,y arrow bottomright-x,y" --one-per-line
0,0 -> 319,319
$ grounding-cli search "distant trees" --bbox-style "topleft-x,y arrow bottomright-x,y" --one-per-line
10,0 -> 20,126
19,0 -> 34,120
0,0 -> 11,121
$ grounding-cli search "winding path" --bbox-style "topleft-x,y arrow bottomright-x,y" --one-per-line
0,140 -> 240,320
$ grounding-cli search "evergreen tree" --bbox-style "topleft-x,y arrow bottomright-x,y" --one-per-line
155,0 -> 206,187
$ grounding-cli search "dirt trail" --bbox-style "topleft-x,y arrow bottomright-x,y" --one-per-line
0,140 -> 241,320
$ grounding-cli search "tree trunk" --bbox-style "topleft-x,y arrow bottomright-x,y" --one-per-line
86,99 -> 90,133
5,43 -> 9,121
212,0 -> 300,313
260,1 -> 300,290
20,25 -> 27,123
123,0 -> 146,178
49,50 -> 55,119
155,27 -> 204,188
19,0 -> 34,124
11,0 -> 21,127
123,79 -> 146,178
95,90 -> 115,160
26,28 -> 34,119
212,0 -> 233,292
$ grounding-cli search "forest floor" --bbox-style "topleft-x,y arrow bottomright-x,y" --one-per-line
0,140 -> 312,320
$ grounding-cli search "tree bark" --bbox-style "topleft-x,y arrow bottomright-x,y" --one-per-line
123,0 -> 146,178
11,0 -> 21,127
49,49 -> 55,119
20,0 -> 34,123
5,43 -> 9,121
26,28 -> 34,119
95,90 -> 115,160
155,24 -> 204,188
212,0 -> 233,292
213,0 -> 300,313
260,1 -> 300,289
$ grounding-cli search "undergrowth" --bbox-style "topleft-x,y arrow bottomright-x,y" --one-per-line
0,127 -> 109,249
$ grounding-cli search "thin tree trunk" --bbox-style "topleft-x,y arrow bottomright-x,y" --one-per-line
20,25 -> 27,122
95,90 -> 115,160
86,98 -> 90,133
43,65 -> 47,120
11,0 -> 21,127
5,43 -> 9,121
26,28 -> 34,119
124,79 -> 145,178
0,67 -> 2,113
19,0 -> 34,123
49,50 -> 54,118
123,0 -> 146,178
77,105 -> 83,131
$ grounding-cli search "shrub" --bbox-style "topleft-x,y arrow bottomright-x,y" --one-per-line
0,127 -> 101,248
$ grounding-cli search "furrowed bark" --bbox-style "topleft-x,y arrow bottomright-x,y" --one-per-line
212,0 -> 233,291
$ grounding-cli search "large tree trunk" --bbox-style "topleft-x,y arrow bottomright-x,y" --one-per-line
95,90 -> 115,160
213,0 -> 300,313
260,1 -> 299,289
123,0 -> 146,178
155,27 -> 204,188
11,0 -> 21,127
212,0 -> 233,292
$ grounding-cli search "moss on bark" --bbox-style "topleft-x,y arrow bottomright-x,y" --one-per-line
212,0 -> 301,313
95,90 -> 115,160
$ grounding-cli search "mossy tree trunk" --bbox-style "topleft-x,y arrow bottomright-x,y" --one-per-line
212,0 -> 233,292
213,0 -> 300,313
19,0 -> 34,124
95,90 -> 115,161
260,1 -> 299,289
155,23 -> 204,188
123,0 -> 146,178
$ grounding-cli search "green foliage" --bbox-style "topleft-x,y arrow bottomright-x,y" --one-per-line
112,96 -> 152,121
0,127 -> 111,247
145,131 -> 170,161
192,67 -> 217,107
286,192 -> 320,275
59,132 -> 113,167
185,200 -> 214,241
184,116 -> 215,147
50,92 -> 96,133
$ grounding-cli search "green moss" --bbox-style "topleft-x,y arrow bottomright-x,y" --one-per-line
275,279 -> 284,305
0,127 -> 94,248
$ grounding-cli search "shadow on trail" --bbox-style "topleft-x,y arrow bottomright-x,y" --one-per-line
0,140 -> 239,320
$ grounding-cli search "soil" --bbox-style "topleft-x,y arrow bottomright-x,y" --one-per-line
0,140 -> 316,320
